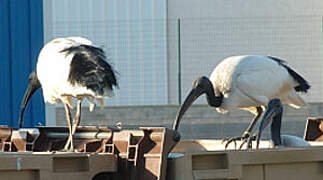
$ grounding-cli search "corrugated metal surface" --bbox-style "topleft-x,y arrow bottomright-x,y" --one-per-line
0,0 -> 45,128
43,0 -> 168,106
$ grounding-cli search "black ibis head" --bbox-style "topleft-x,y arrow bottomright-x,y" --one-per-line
256,98 -> 283,148
19,70 -> 41,128
172,76 -> 223,130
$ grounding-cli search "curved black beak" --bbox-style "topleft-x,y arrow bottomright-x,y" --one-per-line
19,71 -> 41,128
173,87 -> 204,130
173,76 -> 222,131
256,99 -> 282,148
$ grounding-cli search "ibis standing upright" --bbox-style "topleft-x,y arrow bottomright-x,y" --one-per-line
173,55 -> 310,148
19,37 -> 118,151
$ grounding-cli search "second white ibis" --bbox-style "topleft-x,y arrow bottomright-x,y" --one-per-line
19,37 -> 118,151
173,55 -> 310,149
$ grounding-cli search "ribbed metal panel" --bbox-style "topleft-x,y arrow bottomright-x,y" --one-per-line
0,0 -> 45,128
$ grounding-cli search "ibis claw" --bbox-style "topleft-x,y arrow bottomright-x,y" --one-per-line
241,134 -> 257,150
222,137 -> 240,149
222,132 -> 252,150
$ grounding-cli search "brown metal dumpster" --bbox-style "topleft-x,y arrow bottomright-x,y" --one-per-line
0,126 -> 180,180
0,152 -> 117,180
167,142 -> 323,180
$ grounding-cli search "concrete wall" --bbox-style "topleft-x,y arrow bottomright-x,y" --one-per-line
167,0 -> 323,105
56,103 -> 323,140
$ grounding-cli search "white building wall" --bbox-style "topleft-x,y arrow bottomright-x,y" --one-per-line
43,0 -> 323,109
43,0 -> 168,125
167,0 -> 323,105
43,0 -> 168,106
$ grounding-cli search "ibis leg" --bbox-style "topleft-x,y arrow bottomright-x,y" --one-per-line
245,107 -> 263,135
239,107 -> 263,149
223,107 -> 263,149
63,103 -> 73,151
65,98 -> 83,151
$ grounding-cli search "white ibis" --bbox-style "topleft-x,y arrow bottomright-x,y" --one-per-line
173,55 -> 310,149
255,98 -> 310,148
19,37 -> 118,151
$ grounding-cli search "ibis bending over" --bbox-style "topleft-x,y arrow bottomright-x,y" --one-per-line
254,98 -> 310,148
19,37 -> 118,151
173,55 -> 310,149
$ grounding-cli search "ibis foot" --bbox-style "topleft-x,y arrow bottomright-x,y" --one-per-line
62,139 -> 75,152
222,131 -> 251,149
60,148 -> 79,152
61,144 -> 79,152
240,134 -> 257,150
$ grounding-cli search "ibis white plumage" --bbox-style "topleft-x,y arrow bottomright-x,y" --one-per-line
19,37 -> 118,151
255,98 -> 310,148
173,55 -> 310,148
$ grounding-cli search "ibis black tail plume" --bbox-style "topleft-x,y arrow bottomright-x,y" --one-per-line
61,45 -> 118,95
19,71 -> 41,128
268,56 -> 310,93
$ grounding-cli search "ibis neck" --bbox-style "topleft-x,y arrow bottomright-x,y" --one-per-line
271,108 -> 282,146
204,85 -> 223,108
